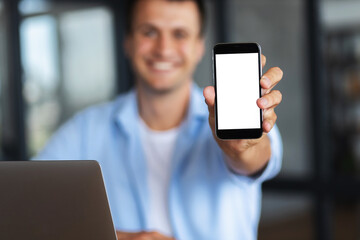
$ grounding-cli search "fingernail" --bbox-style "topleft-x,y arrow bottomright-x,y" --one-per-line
260,98 -> 268,107
265,122 -> 271,131
261,76 -> 271,88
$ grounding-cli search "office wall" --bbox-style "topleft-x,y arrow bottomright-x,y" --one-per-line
0,0 -> 4,160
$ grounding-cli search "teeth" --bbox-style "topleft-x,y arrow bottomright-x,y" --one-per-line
153,62 -> 173,71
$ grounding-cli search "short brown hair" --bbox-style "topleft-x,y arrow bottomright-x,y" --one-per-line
124,0 -> 206,36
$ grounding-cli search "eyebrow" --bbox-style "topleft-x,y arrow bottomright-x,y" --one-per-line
135,21 -> 193,32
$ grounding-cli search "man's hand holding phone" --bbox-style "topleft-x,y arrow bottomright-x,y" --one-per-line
116,231 -> 175,240
204,47 -> 283,175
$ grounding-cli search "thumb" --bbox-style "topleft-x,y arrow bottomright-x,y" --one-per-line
203,86 -> 215,117
203,86 -> 215,107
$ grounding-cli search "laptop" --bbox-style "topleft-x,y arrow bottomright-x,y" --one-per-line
0,160 -> 117,240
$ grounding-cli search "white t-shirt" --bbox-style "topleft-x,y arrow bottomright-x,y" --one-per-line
138,118 -> 180,236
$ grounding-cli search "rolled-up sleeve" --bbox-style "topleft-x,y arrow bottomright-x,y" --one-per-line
226,124 -> 283,184
254,124 -> 283,183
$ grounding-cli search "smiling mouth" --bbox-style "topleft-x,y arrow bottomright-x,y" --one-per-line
150,61 -> 176,71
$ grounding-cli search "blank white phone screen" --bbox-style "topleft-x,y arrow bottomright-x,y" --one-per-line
216,53 -> 260,130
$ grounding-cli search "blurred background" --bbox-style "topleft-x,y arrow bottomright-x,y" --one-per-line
0,0 -> 360,239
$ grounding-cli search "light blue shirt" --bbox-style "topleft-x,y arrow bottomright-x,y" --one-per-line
36,85 -> 282,240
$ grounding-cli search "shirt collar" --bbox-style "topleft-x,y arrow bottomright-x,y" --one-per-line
186,83 -> 208,121
114,84 -> 209,136
114,89 -> 139,137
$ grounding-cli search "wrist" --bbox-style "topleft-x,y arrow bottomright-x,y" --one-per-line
224,135 -> 271,175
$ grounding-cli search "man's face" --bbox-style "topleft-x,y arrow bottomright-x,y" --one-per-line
125,0 -> 205,94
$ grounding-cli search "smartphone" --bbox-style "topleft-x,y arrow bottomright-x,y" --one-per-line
213,42 -> 263,139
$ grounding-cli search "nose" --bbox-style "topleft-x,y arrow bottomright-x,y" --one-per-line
155,34 -> 175,58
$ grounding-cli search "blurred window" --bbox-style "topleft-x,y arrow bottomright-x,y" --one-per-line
21,15 -> 60,157
59,8 -> 116,117
20,5 -> 116,157
19,0 -> 50,16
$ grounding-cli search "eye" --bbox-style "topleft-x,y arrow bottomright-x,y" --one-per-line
141,27 -> 158,38
173,29 -> 188,40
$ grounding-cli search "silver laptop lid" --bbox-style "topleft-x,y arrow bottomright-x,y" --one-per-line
0,160 -> 117,240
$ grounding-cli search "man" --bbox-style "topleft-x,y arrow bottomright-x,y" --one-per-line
36,0 -> 283,239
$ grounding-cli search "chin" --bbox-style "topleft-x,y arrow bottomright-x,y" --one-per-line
137,72 -> 189,94
147,84 -> 176,95
143,80 -> 181,95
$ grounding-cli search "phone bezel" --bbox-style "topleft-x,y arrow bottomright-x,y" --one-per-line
213,42 -> 263,139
